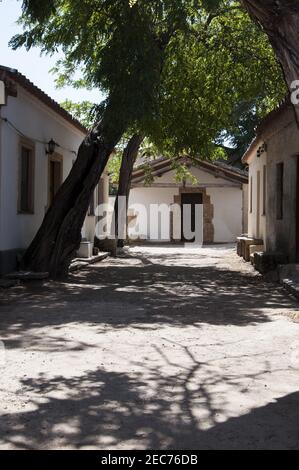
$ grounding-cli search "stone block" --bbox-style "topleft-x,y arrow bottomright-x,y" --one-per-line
77,241 -> 93,259
253,251 -> 288,274
95,238 -> 117,257
249,245 -> 264,263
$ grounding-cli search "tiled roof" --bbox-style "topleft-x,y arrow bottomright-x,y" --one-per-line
132,156 -> 248,185
0,65 -> 87,134
242,96 -> 296,164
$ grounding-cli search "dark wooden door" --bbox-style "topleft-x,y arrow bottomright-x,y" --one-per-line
296,157 -> 299,262
181,193 -> 203,242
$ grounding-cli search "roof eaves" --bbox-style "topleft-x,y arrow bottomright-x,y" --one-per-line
0,65 -> 88,134
132,156 -> 248,184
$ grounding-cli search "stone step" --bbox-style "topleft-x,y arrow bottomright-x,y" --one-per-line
69,252 -> 110,272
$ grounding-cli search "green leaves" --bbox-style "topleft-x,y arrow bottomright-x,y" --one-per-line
148,3 -> 285,158
14,0 -> 286,164
201,0 -> 222,12
60,100 -> 96,129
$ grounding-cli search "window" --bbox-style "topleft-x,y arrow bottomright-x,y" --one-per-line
262,165 -> 267,216
249,176 -> 253,213
19,141 -> 34,213
276,162 -> 284,220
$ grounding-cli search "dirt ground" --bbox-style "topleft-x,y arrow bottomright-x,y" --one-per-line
0,244 -> 299,450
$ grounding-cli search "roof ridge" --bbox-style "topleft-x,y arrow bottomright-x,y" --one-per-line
132,155 -> 248,183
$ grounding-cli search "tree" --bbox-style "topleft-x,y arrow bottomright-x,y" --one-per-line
113,134 -> 144,248
111,3 -> 284,247
60,100 -> 96,130
149,4 -> 285,158
13,0 -> 195,277
236,0 -> 299,122
12,0 -> 297,277
59,103 -> 143,248
202,0 -> 299,96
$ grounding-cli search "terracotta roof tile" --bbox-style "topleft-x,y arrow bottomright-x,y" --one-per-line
0,65 -> 87,134
132,156 -> 248,184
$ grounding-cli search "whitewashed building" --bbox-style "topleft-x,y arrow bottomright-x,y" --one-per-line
241,99 -> 299,267
0,65 -> 108,274
129,157 -> 248,244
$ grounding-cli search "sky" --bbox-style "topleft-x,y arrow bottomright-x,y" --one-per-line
0,0 -> 102,104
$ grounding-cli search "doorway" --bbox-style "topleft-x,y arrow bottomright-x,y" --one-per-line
181,193 -> 203,242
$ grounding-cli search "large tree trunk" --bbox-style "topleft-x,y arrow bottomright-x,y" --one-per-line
242,0 -> 299,122
22,110 -> 126,278
114,134 -> 143,248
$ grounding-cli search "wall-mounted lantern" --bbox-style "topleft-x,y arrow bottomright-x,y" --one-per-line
46,139 -> 58,155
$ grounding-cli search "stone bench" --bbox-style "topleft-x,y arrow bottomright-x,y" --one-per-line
253,251 -> 288,274
237,235 -> 248,257
249,244 -> 265,264
237,236 -> 264,262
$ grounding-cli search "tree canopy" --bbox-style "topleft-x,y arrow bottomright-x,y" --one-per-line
13,0 -> 285,161
149,4 -> 285,158
11,0 -> 292,276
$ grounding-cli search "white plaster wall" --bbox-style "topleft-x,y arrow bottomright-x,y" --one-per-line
247,151 -> 267,243
245,106 -> 299,261
108,196 -> 116,207
242,184 -> 249,234
129,165 -> 243,243
207,187 -> 243,243
82,171 -> 109,242
128,187 -> 179,240
264,116 -> 299,261
0,86 -> 89,251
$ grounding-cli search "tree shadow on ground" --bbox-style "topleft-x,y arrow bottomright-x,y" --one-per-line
0,250 -> 297,351
0,249 -> 298,449
0,346 -> 298,450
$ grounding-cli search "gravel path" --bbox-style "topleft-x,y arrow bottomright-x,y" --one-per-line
0,245 -> 299,450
